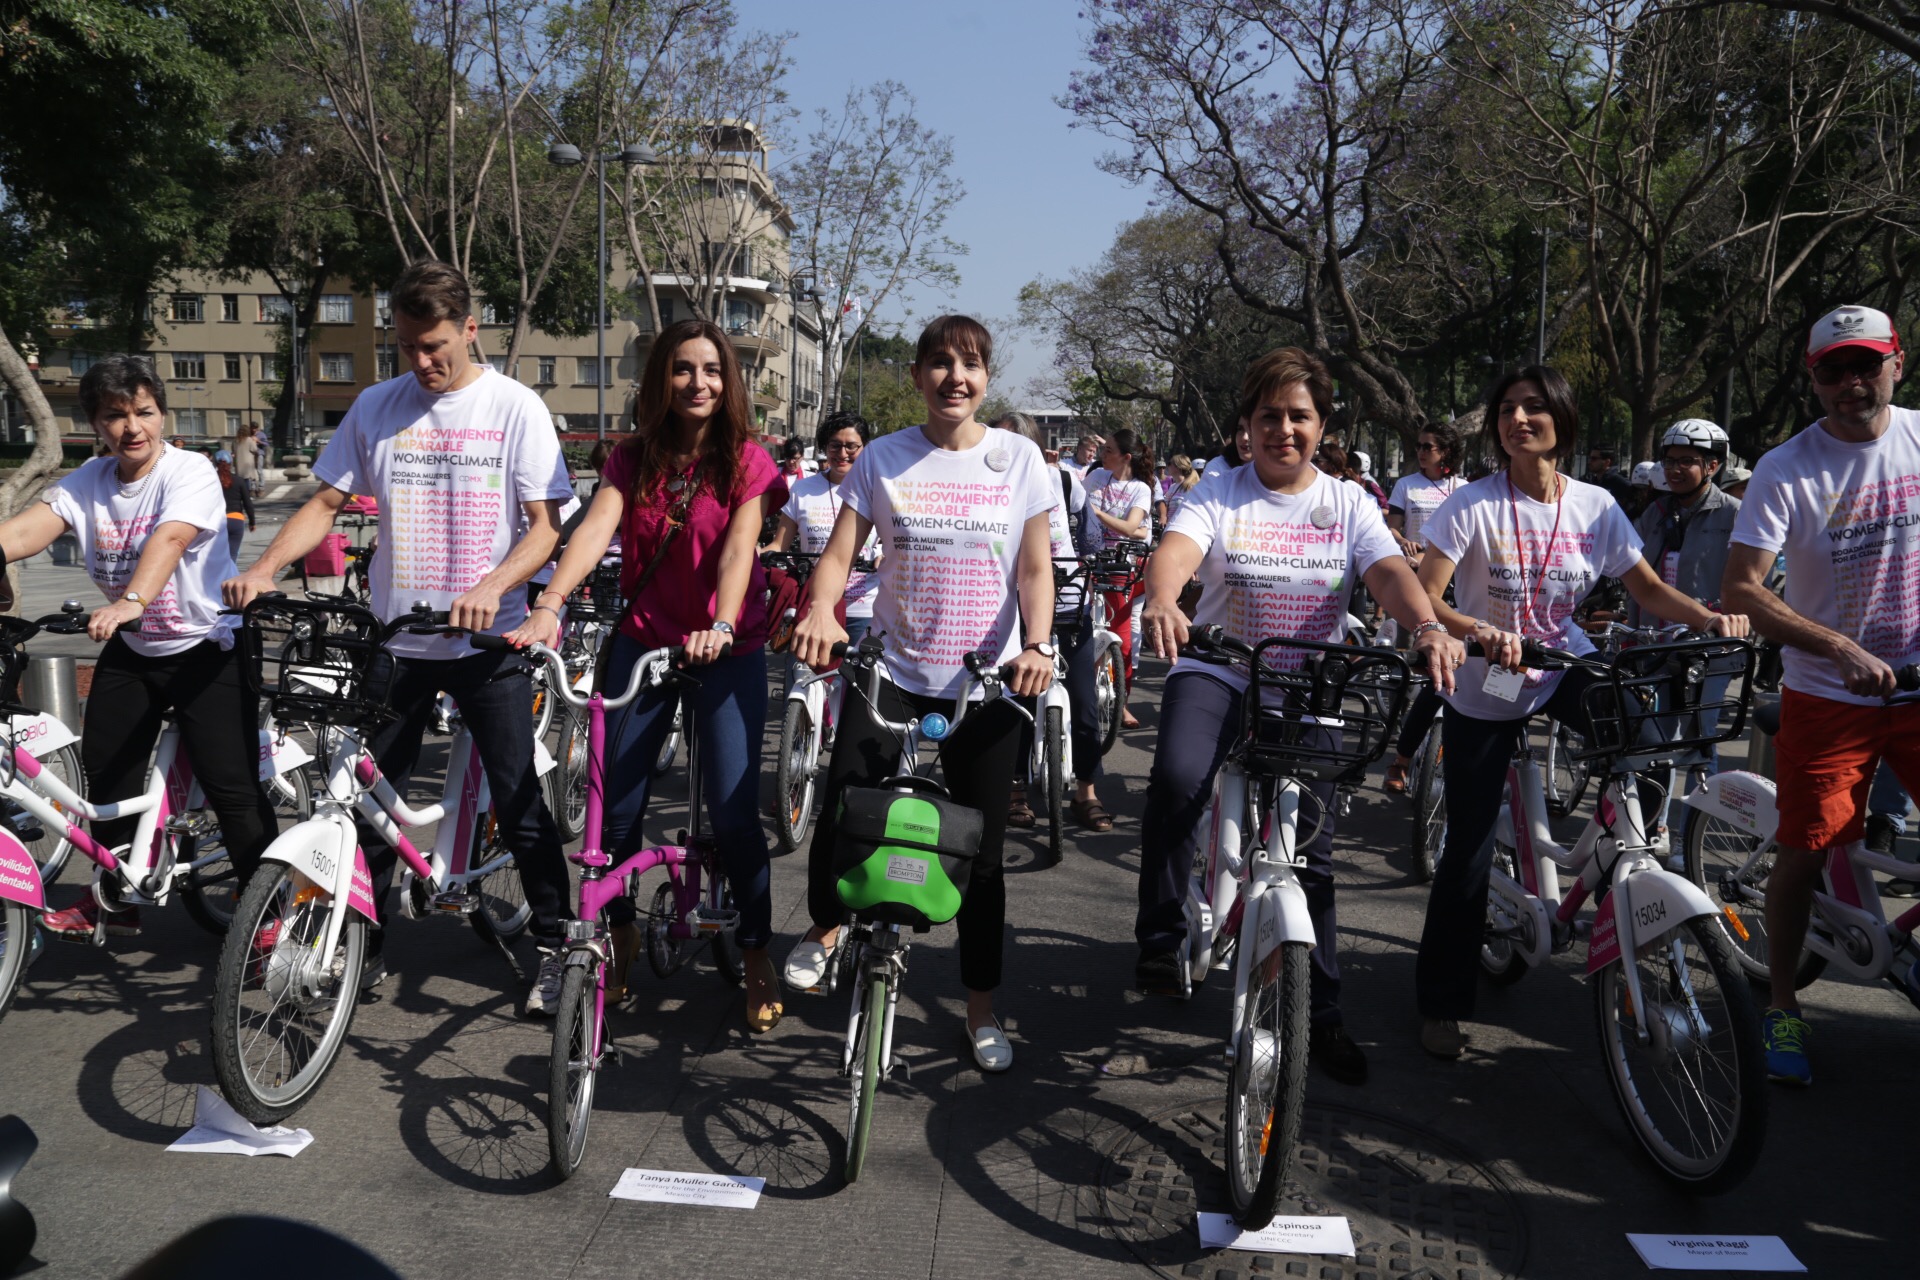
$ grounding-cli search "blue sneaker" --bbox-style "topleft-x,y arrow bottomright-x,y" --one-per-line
1762,1008 -> 1812,1086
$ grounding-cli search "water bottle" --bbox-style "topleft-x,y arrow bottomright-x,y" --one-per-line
920,712 -> 951,742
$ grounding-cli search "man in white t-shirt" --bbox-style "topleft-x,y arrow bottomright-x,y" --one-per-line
1060,433 -> 1100,480
1723,304 -> 1920,1087
226,260 -> 575,1014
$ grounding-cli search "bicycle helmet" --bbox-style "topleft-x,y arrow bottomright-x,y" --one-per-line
1660,419 -> 1729,460
1630,461 -> 1660,486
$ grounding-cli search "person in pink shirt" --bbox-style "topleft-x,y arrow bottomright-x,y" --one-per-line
511,319 -> 788,1033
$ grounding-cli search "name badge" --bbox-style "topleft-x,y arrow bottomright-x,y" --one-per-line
1482,664 -> 1528,703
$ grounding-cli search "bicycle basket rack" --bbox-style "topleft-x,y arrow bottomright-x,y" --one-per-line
565,562 -> 626,625
0,617 -> 39,717
1575,637 -> 1755,763
240,596 -> 398,727
1242,637 -> 1411,785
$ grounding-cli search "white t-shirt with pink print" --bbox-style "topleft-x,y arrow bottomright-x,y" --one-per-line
839,425 -> 1056,698
1167,465 -> 1401,692
43,443 -> 238,657
781,471 -> 878,619
1084,466 -> 1152,549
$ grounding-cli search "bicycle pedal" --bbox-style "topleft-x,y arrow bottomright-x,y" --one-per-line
691,907 -> 739,934
890,1054 -> 910,1080
430,891 -> 478,915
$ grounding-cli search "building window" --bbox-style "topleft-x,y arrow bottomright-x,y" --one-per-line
221,294 -> 240,322
174,408 -> 208,437
259,353 -> 281,382
260,295 -> 291,322
226,410 -> 244,433
170,295 -> 204,323
376,345 -> 397,380
318,352 -> 354,382
375,291 -> 392,328
69,351 -> 95,377
576,356 -> 604,386
488,355 -> 515,379
171,352 -> 206,381
318,294 -> 354,324
537,357 -> 556,385
223,354 -> 242,381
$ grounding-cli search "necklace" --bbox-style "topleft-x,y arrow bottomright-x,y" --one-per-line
116,451 -> 161,499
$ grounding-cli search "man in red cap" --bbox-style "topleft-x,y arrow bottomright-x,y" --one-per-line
1723,304 -> 1920,1086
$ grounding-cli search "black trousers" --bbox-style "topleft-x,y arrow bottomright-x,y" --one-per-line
1017,613 -> 1106,786
1415,669 -> 1601,1019
1395,685 -> 1444,759
356,648 -> 570,949
1136,669 -> 1346,1026
83,637 -> 277,887
805,676 -> 1023,992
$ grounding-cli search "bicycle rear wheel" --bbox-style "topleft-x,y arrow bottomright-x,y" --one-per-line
1545,721 -> 1591,820
1593,918 -> 1767,1194
22,742 -> 82,885
845,969 -> 886,1183
469,820 -> 532,943
775,699 -> 817,854
652,700 -> 682,778
1479,843 -> 1530,986
1409,729 -> 1444,884
182,764 -> 315,936
1225,933 -> 1310,1230
547,962 -> 599,1179
210,862 -> 366,1124
551,706 -> 590,843
1683,814 -> 1825,990
0,900 -> 29,1025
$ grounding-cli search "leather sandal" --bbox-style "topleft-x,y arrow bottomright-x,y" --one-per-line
1384,760 -> 1410,794
1007,782 -> 1036,828
745,955 -> 784,1034
1071,797 -> 1114,832
604,921 -> 643,1005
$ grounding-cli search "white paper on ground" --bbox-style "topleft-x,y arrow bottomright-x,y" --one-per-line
1626,1234 -> 1806,1272
167,1086 -> 314,1157
1197,1212 -> 1356,1256
609,1168 -> 765,1209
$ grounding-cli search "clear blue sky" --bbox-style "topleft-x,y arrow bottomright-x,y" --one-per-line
731,0 -> 1151,400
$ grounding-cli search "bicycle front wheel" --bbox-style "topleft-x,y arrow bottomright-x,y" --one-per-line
1095,643 -> 1123,756
1043,704 -> 1066,866
551,706 -> 590,843
210,862 -> 366,1124
1545,721 -> 1590,820
775,699 -> 817,854
1225,935 -> 1310,1230
1594,917 -> 1767,1194
183,763 -> 315,937
547,962 -> 599,1179
845,969 -> 886,1183
1409,729 -> 1444,884
0,900 -> 29,1025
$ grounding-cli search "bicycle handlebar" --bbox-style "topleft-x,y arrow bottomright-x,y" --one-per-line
512,640 -> 700,711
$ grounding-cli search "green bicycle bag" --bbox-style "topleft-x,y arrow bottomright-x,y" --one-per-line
832,777 -> 983,928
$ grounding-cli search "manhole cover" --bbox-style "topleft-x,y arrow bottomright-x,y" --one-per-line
1102,1099 -> 1528,1279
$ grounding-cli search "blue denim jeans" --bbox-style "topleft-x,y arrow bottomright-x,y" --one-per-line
1871,761 -> 1913,837
599,634 -> 772,950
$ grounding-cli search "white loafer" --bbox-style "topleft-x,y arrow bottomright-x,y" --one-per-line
970,1018 -> 1013,1073
782,937 -> 834,990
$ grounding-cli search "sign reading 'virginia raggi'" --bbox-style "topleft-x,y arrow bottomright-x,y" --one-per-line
1626,1234 -> 1805,1272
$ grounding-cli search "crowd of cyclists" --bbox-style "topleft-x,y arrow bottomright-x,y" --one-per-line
3,258 -> 1915,1138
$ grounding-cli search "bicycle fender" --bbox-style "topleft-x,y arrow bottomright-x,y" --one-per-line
6,712 -> 76,758
534,736 -> 556,778
1589,869 -> 1719,974
1678,770 -> 1777,843
258,816 -> 378,922
1252,880 -> 1315,969
0,827 -> 45,910
257,728 -> 314,781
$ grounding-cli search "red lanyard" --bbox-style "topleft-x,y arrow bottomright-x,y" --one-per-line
1506,472 -> 1564,638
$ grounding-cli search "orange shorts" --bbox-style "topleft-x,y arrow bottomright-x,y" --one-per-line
1773,688 -> 1920,850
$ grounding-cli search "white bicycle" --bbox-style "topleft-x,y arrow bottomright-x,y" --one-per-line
1174,627 -> 1412,1229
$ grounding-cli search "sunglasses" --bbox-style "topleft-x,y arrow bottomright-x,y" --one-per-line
1810,351 -> 1891,385
1417,442 -> 1443,453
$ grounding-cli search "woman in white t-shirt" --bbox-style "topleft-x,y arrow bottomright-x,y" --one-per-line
1135,348 -> 1464,1084
1084,430 -> 1154,727
773,411 -> 879,650
1381,419 -> 1468,792
1410,365 -> 1748,1060
786,316 -> 1057,1074
0,358 -> 276,940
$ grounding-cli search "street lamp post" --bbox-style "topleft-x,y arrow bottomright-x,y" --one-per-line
548,141 -> 658,442
1535,229 -> 1549,366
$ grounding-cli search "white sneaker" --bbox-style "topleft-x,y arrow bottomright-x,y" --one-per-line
525,949 -> 566,1017
970,1018 -> 1013,1073
782,937 -> 834,990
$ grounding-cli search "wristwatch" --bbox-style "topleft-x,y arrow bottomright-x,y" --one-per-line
1410,620 -> 1448,642
122,590 -> 148,608
710,620 -> 735,635
1023,641 -> 1056,659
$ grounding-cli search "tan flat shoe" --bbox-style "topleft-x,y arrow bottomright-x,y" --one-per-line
745,955 -> 784,1034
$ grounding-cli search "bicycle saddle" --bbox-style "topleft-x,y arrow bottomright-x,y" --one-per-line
1751,696 -> 1781,738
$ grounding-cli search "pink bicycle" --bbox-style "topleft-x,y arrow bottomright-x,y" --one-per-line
515,637 -> 743,1179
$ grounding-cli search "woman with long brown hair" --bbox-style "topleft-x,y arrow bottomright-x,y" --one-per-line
508,318 -> 788,1032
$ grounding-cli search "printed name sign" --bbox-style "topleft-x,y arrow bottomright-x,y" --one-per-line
1626,1234 -> 1805,1271
1197,1212 -> 1355,1256
609,1168 -> 765,1210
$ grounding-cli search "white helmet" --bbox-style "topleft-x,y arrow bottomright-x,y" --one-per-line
1661,418 -> 1729,460
1351,449 -> 1372,474
1630,461 -> 1660,486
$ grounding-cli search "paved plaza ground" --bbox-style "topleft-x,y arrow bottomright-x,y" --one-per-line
0,505 -> 1911,1279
